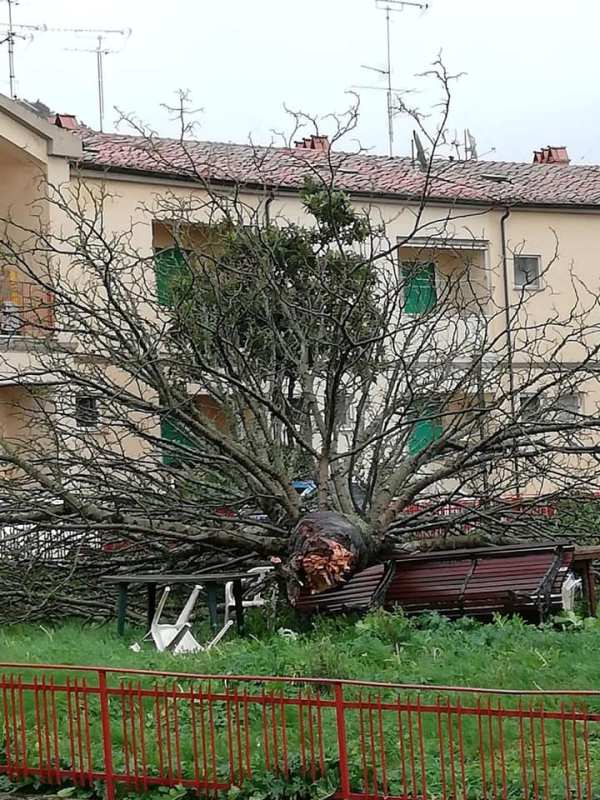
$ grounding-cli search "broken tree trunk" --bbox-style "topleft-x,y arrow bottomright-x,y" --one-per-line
284,511 -> 371,604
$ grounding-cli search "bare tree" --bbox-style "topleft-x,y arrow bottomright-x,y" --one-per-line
0,67 -> 599,620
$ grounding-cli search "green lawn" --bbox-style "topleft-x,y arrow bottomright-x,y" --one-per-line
0,609 -> 599,690
1,611 -> 600,800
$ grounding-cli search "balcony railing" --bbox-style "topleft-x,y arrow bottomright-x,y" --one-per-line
0,278 -> 54,337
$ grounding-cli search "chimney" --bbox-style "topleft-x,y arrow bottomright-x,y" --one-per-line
294,134 -> 330,152
51,113 -> 78,130
533,145 -> 569,165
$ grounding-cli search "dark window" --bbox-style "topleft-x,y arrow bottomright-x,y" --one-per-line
514,255 -> 541,289
555,393 -> 581,425
520,393 -> 543,421
520,393 -> 580,422
75,395 -> 99,428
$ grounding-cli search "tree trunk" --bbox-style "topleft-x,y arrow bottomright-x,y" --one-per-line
283,511 -> 374,603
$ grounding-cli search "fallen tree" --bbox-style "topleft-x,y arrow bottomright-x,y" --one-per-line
0,67 -> 600,620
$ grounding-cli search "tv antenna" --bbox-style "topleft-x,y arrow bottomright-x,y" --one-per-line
64,28 -> 131,131
0,0 -> 45,98
360,0 -> 428,157
0,2 -> 130,127
449,127 -> 479,161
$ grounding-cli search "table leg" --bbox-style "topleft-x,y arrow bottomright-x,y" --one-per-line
232,579 -> 245,636
206,583 -> 219,632
147,583 -> 157,628
583,561 -> 597,617
116,584 -> 128,636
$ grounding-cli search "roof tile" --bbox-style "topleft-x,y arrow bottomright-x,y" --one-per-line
76,131 -> 600,208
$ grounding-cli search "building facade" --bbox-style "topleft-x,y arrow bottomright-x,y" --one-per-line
0,95 -> 599,494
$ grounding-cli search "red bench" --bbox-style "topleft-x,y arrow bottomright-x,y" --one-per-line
295,543 -> 582,622
294,562 -> 394,614
385,543 -> 574,621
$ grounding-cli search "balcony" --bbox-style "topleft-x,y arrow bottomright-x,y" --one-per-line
0,276 -> 54,339
0,277 -> 58,386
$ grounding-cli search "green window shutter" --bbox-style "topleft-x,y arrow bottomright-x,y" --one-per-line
160,415 -> 195,465
154,247 -> 186,306
408,402 -> 443,455
402,262 -> 437,314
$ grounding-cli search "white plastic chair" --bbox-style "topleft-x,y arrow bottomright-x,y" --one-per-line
223,566 -> 275,625
149,584 -> 235,654
151,584 -> 204,654
561,572 -> 582,612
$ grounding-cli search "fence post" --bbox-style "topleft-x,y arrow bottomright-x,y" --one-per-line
98,669 -> 115,800
334,682 -> 351,799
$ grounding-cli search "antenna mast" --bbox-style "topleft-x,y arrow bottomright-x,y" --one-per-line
0,0 -> 47,97
64,29 -> 130,131
0,0 -> 39,98
0,5 -> 130,123
6,0 -> 14,97
370,0 -> 428,157
97,37 -> 104,132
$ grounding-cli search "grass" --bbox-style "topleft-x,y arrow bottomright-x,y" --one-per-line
1,610 -> 600,800
1,609 -> 599,690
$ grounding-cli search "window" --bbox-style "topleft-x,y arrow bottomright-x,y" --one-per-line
407,400 -> 443,455
75,395 -> 100,428
154,247 -> 187,306
160,396 -> 229,466
402,262 -> 437,314
160,414 -> 195,466
520,393 -> 543,421
556,393 -> 581,422
514,255 -> 541,289
443,393 -> 480,440
520,392 -> 581,429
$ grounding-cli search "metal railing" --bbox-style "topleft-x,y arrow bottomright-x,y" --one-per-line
0,527 -> 104,560
0,664 -> 598,799
399,497 -> 558,539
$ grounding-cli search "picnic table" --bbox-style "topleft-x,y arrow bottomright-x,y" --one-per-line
99,571 -> 253,637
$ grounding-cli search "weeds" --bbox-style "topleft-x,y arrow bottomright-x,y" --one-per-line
1,610 -> 599,690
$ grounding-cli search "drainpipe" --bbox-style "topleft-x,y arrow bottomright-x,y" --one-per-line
500,206 -> 520,496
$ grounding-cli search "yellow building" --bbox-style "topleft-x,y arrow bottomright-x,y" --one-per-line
0,94 -> 598,490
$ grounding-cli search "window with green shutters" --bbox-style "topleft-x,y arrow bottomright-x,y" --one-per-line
402,262 -> 437,314
408,400 -> 443,455
154,247 -> 187,306
160,415 -> 196,466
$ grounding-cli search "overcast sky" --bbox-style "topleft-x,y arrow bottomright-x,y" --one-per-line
4,0 -> 599,164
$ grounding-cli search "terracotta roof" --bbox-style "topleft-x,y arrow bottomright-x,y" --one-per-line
75,130 -> 600,209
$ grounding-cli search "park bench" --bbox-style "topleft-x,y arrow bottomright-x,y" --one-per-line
385,542 -> 575,622
294,562 -> 395,614
295,542 -> 597,621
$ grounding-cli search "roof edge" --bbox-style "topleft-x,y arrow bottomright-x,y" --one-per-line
0,94 -> 82,159
75,163 -> 600,214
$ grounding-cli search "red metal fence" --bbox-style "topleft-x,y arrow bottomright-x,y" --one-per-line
398,497 -> 559,540
1,664 -> 599,800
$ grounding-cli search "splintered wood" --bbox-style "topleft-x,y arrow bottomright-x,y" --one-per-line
287,511 -> 367,601
299,537 -> 356,594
